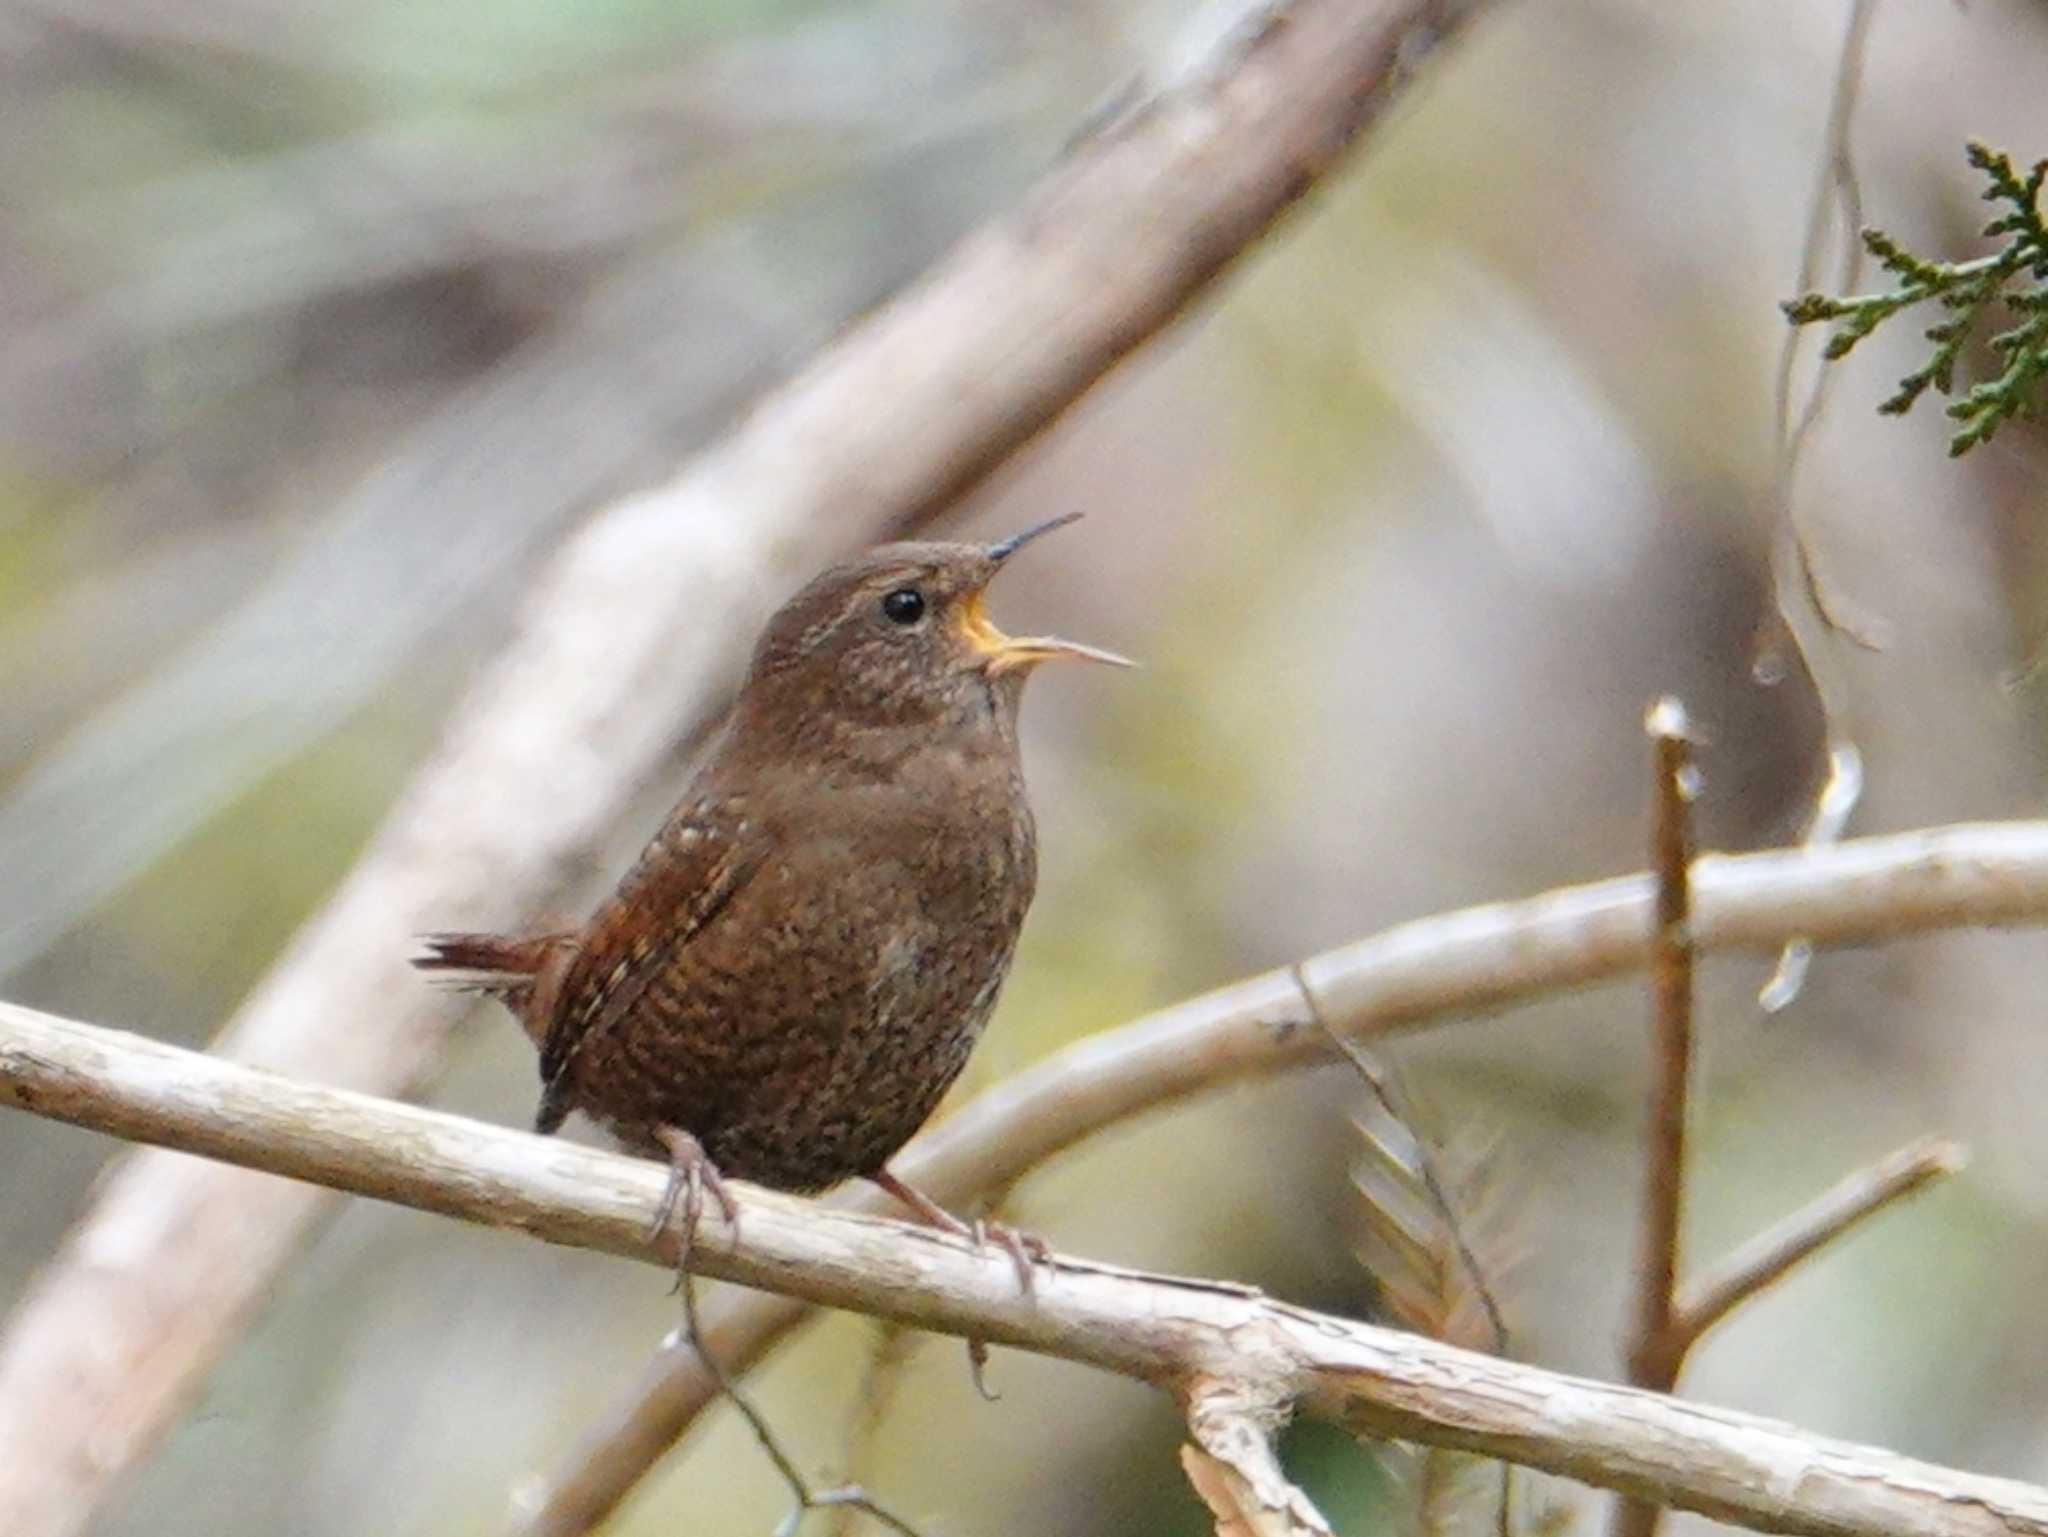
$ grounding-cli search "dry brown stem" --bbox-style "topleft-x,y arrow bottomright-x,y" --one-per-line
2,1001 -> 2042,1537
1611,700 -> 1701,1537
1624,699 -> 1699,1393
1610,708 -> 1962,1537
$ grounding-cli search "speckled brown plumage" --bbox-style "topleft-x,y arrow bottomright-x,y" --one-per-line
416,516 -> 1125,1236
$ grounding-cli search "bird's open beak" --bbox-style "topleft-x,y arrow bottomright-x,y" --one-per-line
986,511 -> 1085,564
959,592 -> 1135,677
964,511 -> 1135,675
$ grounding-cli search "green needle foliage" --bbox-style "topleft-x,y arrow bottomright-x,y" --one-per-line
1783,140 -> 2048,456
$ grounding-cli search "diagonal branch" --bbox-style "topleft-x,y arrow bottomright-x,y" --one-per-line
524,817 -> 2048,1534
2,1002 -> 2043,1537
1670,1137 -> 1962,1347
0,1 -> 1490,1531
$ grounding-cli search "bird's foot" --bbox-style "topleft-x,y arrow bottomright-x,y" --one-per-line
868,1169 -> 1051,1402
868,1164 -> 1048,1409
972,1217 -> 1052,1297
867,1168 -> 1048,1295
648,1126 -> 739,1278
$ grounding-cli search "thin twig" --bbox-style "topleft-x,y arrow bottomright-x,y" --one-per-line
2,1001 -> 2043,1537
832,1323 -> 923,1537
673,1269 -> 929,1537
1759,0 -> 1881,1010
1671,1137 -> 1963,1344
521,817 -> 2048,1536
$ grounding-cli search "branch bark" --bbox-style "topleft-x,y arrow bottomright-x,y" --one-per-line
1183,1374 -> 1336,1537
1,1003 -> 2040,1537
521,816 -> 2048,1535
0,1 -> 1484,1531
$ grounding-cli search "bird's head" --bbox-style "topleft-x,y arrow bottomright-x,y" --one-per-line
740,514 -> 1132,745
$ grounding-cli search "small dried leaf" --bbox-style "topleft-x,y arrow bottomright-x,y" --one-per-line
1351,1107 -> 1517,1355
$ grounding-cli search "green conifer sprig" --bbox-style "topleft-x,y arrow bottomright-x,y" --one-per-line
1782,140 -> 2048,456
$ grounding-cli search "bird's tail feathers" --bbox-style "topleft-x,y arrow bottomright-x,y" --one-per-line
413,932 -> 556,978
413,931 -> 574,1048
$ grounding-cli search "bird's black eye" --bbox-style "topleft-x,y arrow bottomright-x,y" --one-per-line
880,587 -> 926,626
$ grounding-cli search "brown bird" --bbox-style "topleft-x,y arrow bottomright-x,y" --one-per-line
416,513 -> 1128,1274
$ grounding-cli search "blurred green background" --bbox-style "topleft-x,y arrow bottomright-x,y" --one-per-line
5,0 -> 2048,1532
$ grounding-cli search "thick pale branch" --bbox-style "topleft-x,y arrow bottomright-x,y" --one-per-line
528,818 -> 2048,1534
1,1004 -> 2043,1537
0,0 -> 1484,1529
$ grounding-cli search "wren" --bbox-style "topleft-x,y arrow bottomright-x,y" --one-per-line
416,513 -> 1128,1275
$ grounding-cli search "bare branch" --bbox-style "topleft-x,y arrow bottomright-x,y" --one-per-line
0,0 -> 1489,1530
2,1003 -> 2045,1537
4,1004 -> 2048,1537
526,817 -> 2048,1534
1671,1137 -> 1963,1346
670,1265 -> 927,1537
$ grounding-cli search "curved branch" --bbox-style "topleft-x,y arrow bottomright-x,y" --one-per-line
0,0 -> 1486,1530
530,817 -> 2048,1533
0,1003 -> 2039,1537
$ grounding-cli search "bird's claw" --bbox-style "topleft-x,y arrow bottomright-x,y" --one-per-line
648,1127 -> 738,1285
965,1336 -> 1000,1401
971,1217 -> 1051,1297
